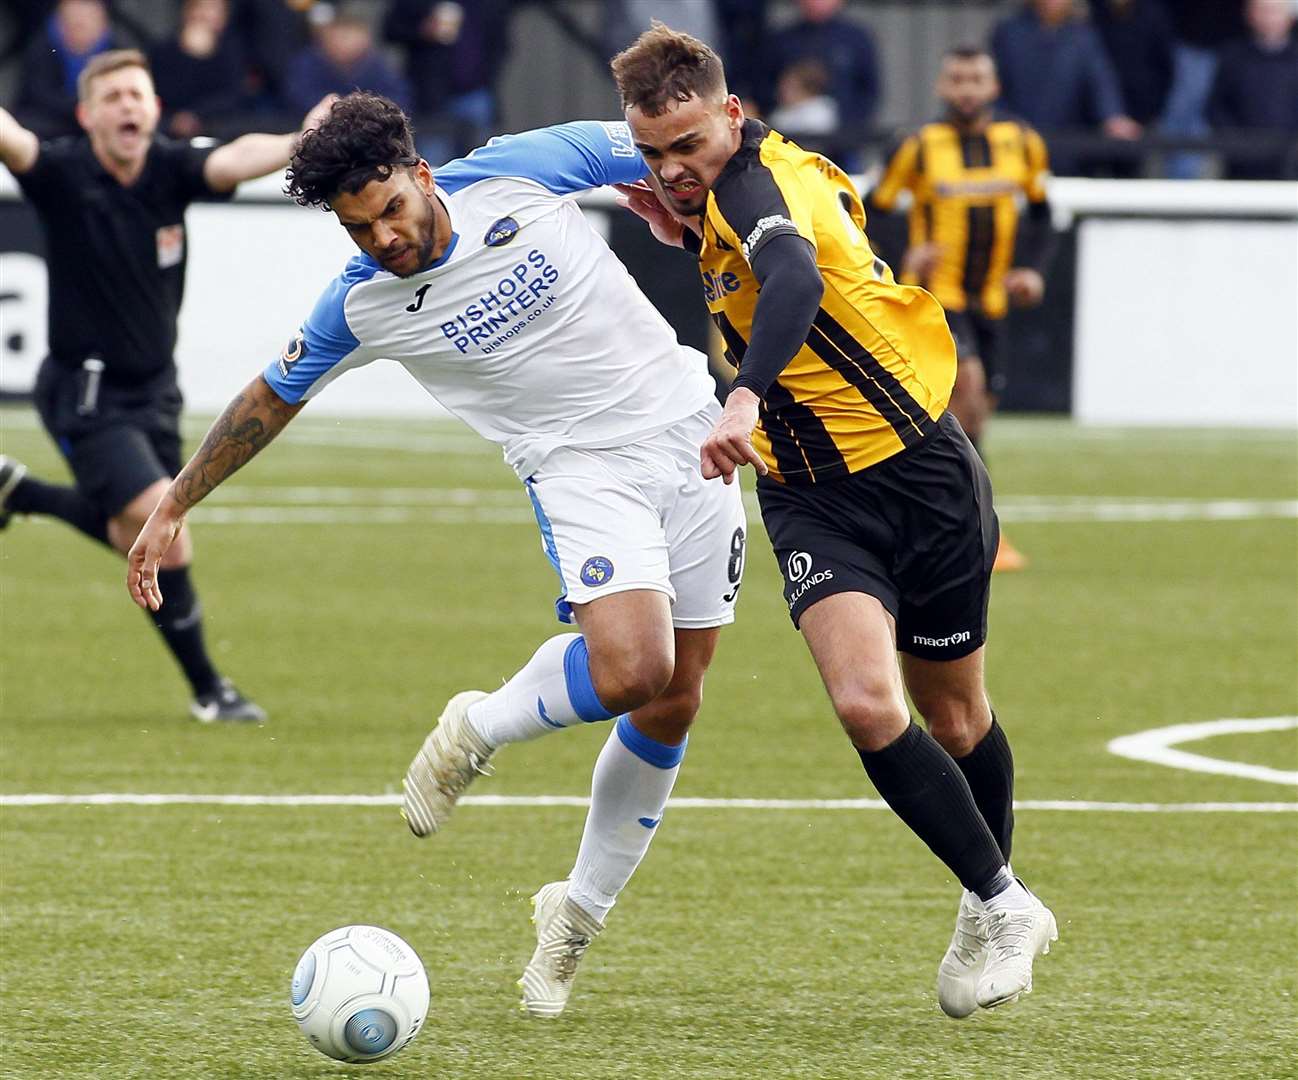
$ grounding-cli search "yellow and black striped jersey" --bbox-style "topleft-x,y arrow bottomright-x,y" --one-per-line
700,120 -> 955,485
871,119 -> 1049,319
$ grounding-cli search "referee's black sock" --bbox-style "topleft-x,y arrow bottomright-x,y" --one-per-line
148,567 -> 221,697
953,716 -> 1015,862
858,721 -> 1010,902
7,476 -> 109,545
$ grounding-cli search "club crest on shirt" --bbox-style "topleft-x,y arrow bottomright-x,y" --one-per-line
156,223 -> 184,269
484,216 -> 519,247
278,328 -> 307,377
580,556 -> 614,587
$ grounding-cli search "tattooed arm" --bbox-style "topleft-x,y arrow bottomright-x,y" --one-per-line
127,375 -> 304,611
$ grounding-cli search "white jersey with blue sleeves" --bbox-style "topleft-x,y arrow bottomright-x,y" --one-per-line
263,121 -> 716,478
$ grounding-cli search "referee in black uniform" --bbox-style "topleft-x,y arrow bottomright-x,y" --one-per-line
0,50 -> 331,721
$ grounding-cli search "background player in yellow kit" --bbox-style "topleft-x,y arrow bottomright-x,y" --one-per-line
868,45 -> 1057,571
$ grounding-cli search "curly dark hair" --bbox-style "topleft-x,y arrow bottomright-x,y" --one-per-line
286,92 -> 419,209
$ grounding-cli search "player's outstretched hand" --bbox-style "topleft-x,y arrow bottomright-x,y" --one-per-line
127,510 -> 184,612
613,182 -> 686,247
701,387 -> 768,485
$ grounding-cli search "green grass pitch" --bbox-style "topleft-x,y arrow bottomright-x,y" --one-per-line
2,408 -> 1295,1079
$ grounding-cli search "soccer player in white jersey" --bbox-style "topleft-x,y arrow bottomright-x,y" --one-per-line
126,92 -> 747,1018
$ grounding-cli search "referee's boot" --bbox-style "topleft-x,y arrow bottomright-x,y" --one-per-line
190,677 -> 268,723
402,690 -> 493,836
0,456 -> 27,529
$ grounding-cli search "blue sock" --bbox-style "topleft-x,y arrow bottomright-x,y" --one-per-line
466,633 -> 616,748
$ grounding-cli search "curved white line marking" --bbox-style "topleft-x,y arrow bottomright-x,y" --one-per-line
1107,717 -> 1298,785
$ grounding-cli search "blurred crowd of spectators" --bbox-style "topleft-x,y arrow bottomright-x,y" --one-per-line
4,0 -> 1297,177
5,0 -> 512,163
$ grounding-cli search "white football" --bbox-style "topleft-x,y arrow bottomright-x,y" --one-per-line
290,924 -> 430,1064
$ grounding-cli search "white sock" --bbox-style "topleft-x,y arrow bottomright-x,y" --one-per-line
566,717 -> 685,922
466,633 -> 613,749
983,877 -> 1034,912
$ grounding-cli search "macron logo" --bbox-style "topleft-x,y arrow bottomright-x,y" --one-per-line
912,631 -> 972,648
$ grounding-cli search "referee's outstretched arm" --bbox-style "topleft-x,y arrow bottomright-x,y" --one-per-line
127,374 -> 304,612
0,107 -> 40,175
202,95 -> 337,193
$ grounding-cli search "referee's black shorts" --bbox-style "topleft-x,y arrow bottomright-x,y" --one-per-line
756,412 -> 998,661
34,357 -> 184,517
945,309 -> 1008,395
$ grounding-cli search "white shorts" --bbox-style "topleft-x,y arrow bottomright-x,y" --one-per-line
524,401 -> 748,629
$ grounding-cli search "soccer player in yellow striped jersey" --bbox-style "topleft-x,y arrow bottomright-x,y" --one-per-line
869,45 -> 1056,569
612,23 -> 1057,1018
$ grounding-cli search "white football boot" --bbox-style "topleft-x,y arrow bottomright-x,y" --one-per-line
976,886 -> 1058,1009
937,889 -> 986,1019
0,455 -> 27,529
402,690 -> 492,837
518,881 -> 603,1019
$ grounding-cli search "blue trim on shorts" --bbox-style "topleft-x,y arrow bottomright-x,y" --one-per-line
562,636 -> 615,723
616,714 -> 687,769
525,477 -> 573,624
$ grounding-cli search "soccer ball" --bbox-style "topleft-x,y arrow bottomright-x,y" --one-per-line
290,924 -> 430,1064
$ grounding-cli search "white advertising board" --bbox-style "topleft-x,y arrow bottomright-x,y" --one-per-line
1074,217 -> 1298,427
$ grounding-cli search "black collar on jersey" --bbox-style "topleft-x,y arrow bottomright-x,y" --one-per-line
77,135 -> 164,192
714,118 -> 771,191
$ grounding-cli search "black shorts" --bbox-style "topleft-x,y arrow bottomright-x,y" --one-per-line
756,412 -> 999,661
33,357 -> 183,517
945,309 -> 1008,395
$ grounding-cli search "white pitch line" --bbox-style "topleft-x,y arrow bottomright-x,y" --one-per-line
207,486 -> 524,506
995,497 -> 1298,522
179,491 -> 1298,527
0,793 -> 1294,812
193,506 -> 534,526
1108,717 -> 1298,786
277,429 -> 495,456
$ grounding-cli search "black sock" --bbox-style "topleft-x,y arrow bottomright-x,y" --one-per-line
954,717 -> 1015,862
8,475 -> 109,545
149,567 -> 221,696
858,721 -> 1009,901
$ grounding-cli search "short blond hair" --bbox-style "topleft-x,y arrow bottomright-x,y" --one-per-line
77,49 -> 151,102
